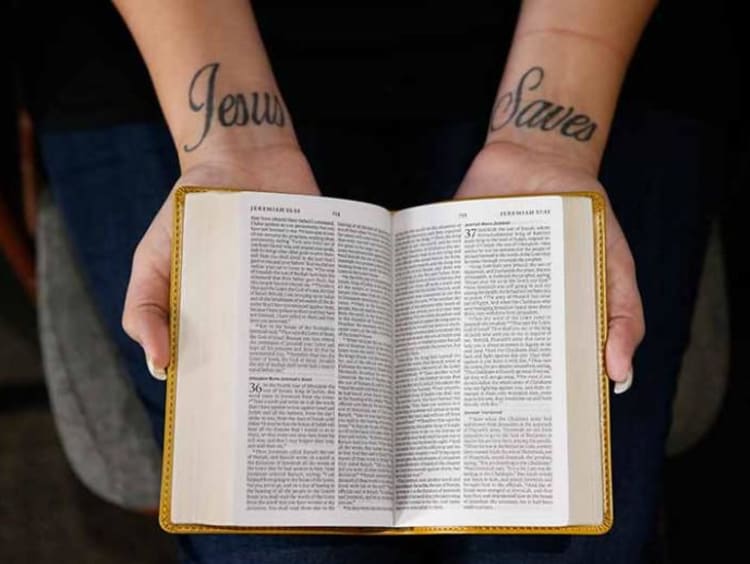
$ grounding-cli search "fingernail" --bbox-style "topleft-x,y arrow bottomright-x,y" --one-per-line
146,354 -> 167,381
614,368 -> 633,395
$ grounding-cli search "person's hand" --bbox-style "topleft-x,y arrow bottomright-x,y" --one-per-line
121,143 -> 320,379
455,141 -> 644,393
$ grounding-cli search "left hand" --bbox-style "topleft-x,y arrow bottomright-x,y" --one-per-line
455,140 -> 644,390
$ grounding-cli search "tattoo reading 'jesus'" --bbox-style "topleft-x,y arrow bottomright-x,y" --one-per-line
490,66 -> 597,142
183,62 -> 286,152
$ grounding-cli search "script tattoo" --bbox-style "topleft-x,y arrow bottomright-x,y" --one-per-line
184,62 -> 286,152
490,66 -> 597,142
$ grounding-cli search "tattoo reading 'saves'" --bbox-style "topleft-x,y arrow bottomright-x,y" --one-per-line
490,66 -> 597,142
184,62 -> 286,152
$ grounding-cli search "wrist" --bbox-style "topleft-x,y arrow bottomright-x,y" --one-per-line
167,61 -> 298,170
179,135 -> 303,175
486,30 -> 630,174
178,126 -> 300,172
485,121 -> 602,177
175,142 -> 320,198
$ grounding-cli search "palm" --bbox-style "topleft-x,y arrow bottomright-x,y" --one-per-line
456,142 -> 644,385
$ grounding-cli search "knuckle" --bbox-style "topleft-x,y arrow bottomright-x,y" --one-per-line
121,310 -> 137,339
636,316 -> 646,344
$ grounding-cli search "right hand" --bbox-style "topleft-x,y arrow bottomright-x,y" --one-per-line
121,143 -> 320,379
455,140 -> 644,391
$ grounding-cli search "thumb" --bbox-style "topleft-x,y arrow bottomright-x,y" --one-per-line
604,239 -> 645,394
606,315 -> 643,394
122,245 -> 171,380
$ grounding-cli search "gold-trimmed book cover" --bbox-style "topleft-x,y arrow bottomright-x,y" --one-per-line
159,187 -> 612,535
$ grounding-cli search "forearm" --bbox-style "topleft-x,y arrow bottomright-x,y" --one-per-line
112,0 -> 295,169
488,0 -> 658,173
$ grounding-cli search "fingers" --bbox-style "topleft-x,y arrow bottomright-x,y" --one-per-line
122,241 -> 171,380
604,234 -> 645,393
607,316 -> 641,394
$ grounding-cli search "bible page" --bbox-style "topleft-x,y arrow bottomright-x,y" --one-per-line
171,191 -> 395,528
392,195 -> 569,528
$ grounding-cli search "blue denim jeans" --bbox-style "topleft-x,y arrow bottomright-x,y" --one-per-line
39,105 -> 718,563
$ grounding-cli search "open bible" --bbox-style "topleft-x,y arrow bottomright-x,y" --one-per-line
160,186 -> 611,535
